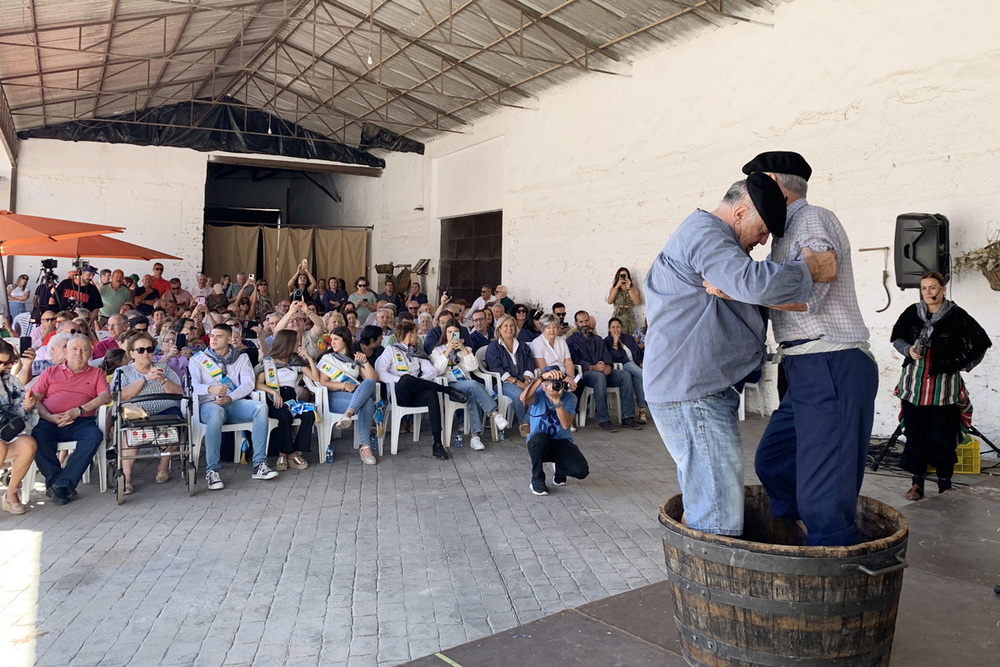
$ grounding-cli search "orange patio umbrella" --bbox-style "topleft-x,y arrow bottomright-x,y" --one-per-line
0,210 -> 126,317
0,210 -> 124,248
1,234 -> 181,261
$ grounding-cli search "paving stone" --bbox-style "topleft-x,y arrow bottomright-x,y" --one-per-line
1,417 -> 929,665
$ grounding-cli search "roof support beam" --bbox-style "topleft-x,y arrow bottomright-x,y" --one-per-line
400,0 -> 712,136
0,0 -> 276,38
92,0 -> 121,117
492,0 -> 623,62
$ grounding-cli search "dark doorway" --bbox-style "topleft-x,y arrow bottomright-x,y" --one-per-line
438,211 -> 502,305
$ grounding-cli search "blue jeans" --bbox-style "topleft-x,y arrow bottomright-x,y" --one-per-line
647,389 -> 744,535
500,381 -> 528,424
33,417 -> 103,494
328,378 -> 377,440
453,379 -> 497,435
8,300 -> 25,318
581,369 -> 636,422
621,362 -> 646,408
200,398 -> 269,472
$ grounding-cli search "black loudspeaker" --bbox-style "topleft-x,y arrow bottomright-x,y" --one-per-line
894,213 -> 950,289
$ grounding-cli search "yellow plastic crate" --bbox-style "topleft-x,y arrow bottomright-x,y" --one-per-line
927,437 -> 981,475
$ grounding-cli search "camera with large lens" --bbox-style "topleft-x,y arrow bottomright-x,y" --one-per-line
549,379 -> 566,392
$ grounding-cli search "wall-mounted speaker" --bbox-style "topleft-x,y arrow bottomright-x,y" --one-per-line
894,213 -> 950,289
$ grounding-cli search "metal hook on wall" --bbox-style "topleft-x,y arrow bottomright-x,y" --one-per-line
859,246 -> 891,312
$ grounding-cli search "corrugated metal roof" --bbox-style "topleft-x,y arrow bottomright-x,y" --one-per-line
0,0 -> 782,145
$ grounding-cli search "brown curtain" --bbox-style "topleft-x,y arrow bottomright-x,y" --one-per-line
261,226 -> 316,295
203,225 -> 260,282
314,229 -> 368,289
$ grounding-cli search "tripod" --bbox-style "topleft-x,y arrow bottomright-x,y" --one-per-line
868,421 -> 1000,472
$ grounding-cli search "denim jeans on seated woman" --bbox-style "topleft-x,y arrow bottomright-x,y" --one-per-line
500,381 -> 528,423
621,361 -> 647,408
328,378 -> 377,439
646,388 -> 743,536
451,379 -> 497,435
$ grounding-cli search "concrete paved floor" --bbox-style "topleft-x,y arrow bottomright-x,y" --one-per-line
1,414 -> 993,666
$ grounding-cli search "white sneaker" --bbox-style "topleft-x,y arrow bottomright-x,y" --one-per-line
335,415 -> 354,430
251,462 -> 279,480
206,469 -> 224,490
470,435 -> 486,451
493,412 -> 509,431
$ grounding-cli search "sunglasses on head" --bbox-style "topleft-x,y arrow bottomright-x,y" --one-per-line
132,346 -> 155,354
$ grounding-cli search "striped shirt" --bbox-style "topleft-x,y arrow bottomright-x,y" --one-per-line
769,199 -> 869,344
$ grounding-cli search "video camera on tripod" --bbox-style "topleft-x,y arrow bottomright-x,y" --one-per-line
40,258 -> 58,283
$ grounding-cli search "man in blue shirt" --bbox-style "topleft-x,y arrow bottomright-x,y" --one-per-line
521,366 -> 589,496
566,310 -> 641,431
643,173 -> 837,536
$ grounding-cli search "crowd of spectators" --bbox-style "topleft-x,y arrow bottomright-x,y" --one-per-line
0,261 -> 646,512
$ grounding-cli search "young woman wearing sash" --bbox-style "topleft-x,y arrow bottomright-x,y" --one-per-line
254,330 -> 319,471
375,320 -> 469,461
317,326 -> 380,465
430,319 -> 509,451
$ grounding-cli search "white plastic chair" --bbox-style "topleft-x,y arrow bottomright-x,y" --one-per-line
305,378 -> 384,459
189,396 -> 258,472
739,381 -> 764,421
250,389 -> 322,460
48,404 -> 110,494
4,454 -> 35,504
575,364 -> 621,427
386,380 -> 427,455
473,346 -> 513,432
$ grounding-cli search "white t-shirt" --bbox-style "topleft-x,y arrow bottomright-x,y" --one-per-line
529,335 -> 571,373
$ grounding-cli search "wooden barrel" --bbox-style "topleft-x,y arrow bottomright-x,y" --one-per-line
659,485 -> 909,667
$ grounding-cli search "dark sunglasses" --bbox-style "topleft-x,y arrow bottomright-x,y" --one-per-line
42,317 -> 56,322
132,346 -> 156,354
67,328 -> 80,334
0,358 -> 15,367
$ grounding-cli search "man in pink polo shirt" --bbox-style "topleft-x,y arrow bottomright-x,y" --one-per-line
31,335 -> 110,504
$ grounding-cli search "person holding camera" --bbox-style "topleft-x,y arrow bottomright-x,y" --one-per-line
521,366 -> 589,496
287,263 -> 318,304
0,338 -> 37,514
606,267 -> 641,335
274,300 -> 324,359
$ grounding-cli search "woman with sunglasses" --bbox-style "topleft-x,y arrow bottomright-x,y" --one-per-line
248,278 -> 273,322
113,333 -> 183,495
0,338 -> 37,514
6,275 -> 31,320
512,304 -> 529,331
349,277 -> 378,324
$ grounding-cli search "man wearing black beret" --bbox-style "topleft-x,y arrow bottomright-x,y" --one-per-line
642,175 -> 837,536
740,151 -> 877,548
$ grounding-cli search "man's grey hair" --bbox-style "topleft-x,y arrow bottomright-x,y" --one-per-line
417,312 -> 433,324
773,172 -> 808,197
538,314 -> 560,331
67,333 -> 93,349
721,179 -> 752,208
108,314 -> 127,326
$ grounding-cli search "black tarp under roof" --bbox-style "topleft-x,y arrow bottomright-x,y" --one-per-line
18,97 -> 388,168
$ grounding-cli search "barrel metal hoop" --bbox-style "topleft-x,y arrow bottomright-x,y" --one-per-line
665,568 -> 892,617
661,523 -> 908,576
675,618 -> 894,667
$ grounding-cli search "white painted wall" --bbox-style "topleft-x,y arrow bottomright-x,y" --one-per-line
339,0 -> 1000,440
11,139 -> 207,288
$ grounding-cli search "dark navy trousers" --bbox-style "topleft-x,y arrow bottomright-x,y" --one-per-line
755,348 -> 878,546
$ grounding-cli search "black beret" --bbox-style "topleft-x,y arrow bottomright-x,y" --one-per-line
746,172 -> 787,238
742,151 -> 812,181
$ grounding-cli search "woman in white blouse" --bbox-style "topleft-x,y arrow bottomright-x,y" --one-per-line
529,314 -> 578,390
317,326 -> 379,465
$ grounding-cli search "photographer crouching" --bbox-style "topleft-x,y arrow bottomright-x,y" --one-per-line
521,366 -> 589,496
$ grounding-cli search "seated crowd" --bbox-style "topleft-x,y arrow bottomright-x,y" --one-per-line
0,263 -> 647,511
